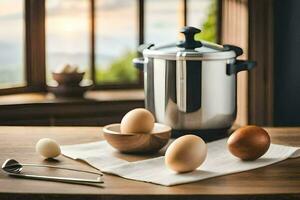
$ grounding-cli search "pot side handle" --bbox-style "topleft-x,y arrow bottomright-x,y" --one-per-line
133,43 -> 154,71
223,44 -> 243,57
133,57 -> 147,71
226,59 -> 256,75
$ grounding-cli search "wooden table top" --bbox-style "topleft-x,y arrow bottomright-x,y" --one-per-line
0,126 -> 299,200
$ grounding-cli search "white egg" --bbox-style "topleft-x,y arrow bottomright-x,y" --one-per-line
36,138 -> 61,159
165,134 -> 207,173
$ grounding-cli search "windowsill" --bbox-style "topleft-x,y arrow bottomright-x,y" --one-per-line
0,89 -> 145,106
0,89 -> 145,126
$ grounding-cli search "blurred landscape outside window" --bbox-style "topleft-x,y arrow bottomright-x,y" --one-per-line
46,0 -> 90,82
95,0 -> 138,84
0,0 -> 24,88
0,0 -> 217,88
192,0 -> 217,42
97,0 -> 216,84
145,0 -> 181,44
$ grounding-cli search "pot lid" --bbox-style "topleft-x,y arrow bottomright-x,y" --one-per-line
143,26 -> 241,60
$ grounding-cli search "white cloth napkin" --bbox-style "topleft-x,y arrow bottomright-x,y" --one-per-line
61,138 -> 300,186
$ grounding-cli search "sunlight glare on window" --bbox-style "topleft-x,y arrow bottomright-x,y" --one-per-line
145,0 -> 182,44
46,0 -> 90,82
0,0 -> 25,88
95,0 -> 139,84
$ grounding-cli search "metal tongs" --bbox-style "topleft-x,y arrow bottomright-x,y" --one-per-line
1,159 -> 103,185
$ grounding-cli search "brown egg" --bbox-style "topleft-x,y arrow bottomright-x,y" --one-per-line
165,135 -> 207,173
120,108 -> 155,134
227,126 -> 271,160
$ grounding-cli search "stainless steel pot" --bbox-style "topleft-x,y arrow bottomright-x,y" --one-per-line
133,27 -> 255,136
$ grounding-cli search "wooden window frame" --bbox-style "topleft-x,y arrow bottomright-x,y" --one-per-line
0,0 -> 220,94
0,0 -> 46,95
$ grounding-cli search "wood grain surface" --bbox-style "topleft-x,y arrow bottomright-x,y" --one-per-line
0,126 -> 299,200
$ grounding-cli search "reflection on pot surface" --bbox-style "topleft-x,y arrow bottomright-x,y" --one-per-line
145,58 -> 236,130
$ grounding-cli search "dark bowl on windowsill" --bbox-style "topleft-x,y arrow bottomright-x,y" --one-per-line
52,72 -> 85,86
47,80 -> 93,98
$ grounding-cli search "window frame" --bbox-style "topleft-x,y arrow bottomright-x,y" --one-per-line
0,0 -> 221,94
0,0 -> 46,95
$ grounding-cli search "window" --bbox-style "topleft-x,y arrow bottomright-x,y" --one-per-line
0,0 -> 25,88
95,0 -> 139,84
188,0 -> 217,42
145,0 -> 182,44
46,0 -> 90,81
0,0 -> 218,93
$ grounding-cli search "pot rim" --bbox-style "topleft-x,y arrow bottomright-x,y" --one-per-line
143,49 -> 236,61
142,41 -> 237,61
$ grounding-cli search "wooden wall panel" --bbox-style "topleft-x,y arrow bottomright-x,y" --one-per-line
221,0 -> 249,126
248,0 -> 274,126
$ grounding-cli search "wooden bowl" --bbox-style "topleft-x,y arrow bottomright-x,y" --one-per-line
52,72 -> 85,85
103,123 -> 171,154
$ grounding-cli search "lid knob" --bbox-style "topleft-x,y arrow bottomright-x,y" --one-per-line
177,26 -> 203,49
